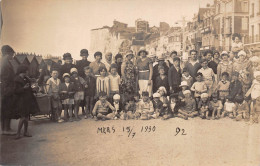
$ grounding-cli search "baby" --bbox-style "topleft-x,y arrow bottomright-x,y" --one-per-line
209,93 -> 223,120
198,93 -> 210,119
222,96 -> 236,118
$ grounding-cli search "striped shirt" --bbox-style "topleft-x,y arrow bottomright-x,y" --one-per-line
96,76 -> 110,96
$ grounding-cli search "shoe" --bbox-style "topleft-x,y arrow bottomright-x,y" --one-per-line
23,133 -> 32,137
84,115 -> 88,119
58,119 -> 64,123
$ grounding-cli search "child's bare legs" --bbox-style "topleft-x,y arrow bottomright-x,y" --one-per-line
63,105 -> 68,121
74,100 -> 81,120
178,109 -> 188,120
221,111 -> 226,118
232,109 -> 237,119
216,109 -> 221,118
15,117 -> 25,139
68,104 -> 73,121
23,116 -> 31,137
212,108 -> 217,119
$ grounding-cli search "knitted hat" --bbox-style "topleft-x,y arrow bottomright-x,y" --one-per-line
183,90 -> 191,95
70,68 -> 78,74
113,94 -> 120,100
63,73 -> 70,78
153,93 -> 161,98
180,81 -> 188,87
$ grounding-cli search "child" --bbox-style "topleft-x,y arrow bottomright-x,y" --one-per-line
217,51 -> 233,82
96,66 -> 110,97
14,65 -> 40,139
83,66 -> 96,119
181,68 -> 193,88
178,90 -> 198,120
135,91 -> 154,120
70,68 -> 85,121
122,96 -> 136,120
229,71 -> 243,102
108,64 -> 121,100
157,86 -> 169,108
222,95 -> 237,118
46,70 -> 63,122
191,72 -> 207,104
198,59 -> 215,96
245,71 -> 260,108
209,93 -> 223,120
250,96 -> 260,123
241,71 -> 252,97
178,81 -> 189,101
60,73 -> 75,122
198,93 -> 210,119
112,94 -> 123,119
92,91 -> 116,120
151,93 -> 163,119
215,72 -> 230,103
154,66 -> 169,95
235,96 -> 249,121
168,93 -> 179,118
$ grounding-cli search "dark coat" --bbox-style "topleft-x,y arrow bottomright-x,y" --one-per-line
59,82 -> 75,100
13,76 -> 40,117
76,60 -> 91,77
152,62 -> 169,80
153,75 -> 170,94
1,56 -> 15,119
83,75 -> 96,97
168,65 -> 182,92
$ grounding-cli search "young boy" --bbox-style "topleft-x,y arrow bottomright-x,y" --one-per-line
83,66 -> 96,119
46,70 -> 63,122
181,68 -> 193,88
168,93 -> 179,118
209,93 -> 223,120
112,94 -> 123,119
198,93 -> 210,119
135,91 -> 154,120
92,91 -> 116,120
191,72 -> 207,104
70,68 -> 85,121
108,64 -> 121,101
122,96 -> 136,120
178,90 -> 198,120
235,96 -> 249,121
198,59 -> 215,96
215,72 -> 230,103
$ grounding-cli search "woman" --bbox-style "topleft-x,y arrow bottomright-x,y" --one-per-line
13,65 -> 40,139
217,51 -> 233,81
136,47 -> 153,97
120,50 -> 137,103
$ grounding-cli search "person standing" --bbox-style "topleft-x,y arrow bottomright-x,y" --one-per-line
60,53 -> 76,81
168,57 -> 182,94
185,50 -> 201,79
76,49 -> 91,78
115,53 -> 123,77
1,45 -> 16,135
102,52 -> 113,72
136,47 -> 153,97
89,51 -> 106,77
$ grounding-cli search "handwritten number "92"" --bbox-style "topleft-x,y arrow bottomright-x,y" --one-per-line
175,127 -> 186,136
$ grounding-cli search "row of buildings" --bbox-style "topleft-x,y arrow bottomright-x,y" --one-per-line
90,0 -> 260,58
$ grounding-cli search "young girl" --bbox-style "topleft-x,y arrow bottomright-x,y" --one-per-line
14,65 -> 40,139
178,90 -> 197,120
108,64 -> 121,101
70,68 -> 85,121
217,51 -> 233,81
198,93 -> 210,119
191,72 -> 207,104
112,94 -> 123,119
215,72 -> 230,103
229,71 -> 243,102
96,66 -> 110,97
46,70 -> 63,122
245,71 -> 260,109
83,66 -> 96,119
135,91 -> 154,120
209,93 -> 223,120
92,91 -> 116,120
178,81 -> 189,101
157,86 -> 168,109
222,96 -> 237,118
181,68 -> 193,88
60,73 -> 75,122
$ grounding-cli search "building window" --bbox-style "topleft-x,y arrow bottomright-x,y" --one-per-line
252,25 -> 254,43
241,1 -> 248,12
242,17 -> 248,30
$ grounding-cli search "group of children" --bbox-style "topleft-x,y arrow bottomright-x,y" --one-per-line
42,49 -> 260,124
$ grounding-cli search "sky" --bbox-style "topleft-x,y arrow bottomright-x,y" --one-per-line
0,0 -> 213,60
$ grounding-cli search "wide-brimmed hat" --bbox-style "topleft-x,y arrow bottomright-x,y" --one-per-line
153,93 -> 161,98
70,68 -> 78,74
80,49 -> 89,56
237,50 -> 246,57
126,50 -> 134,57
63,53 -> 73,60
138,47 -> 148,56
221,51 -> 229,57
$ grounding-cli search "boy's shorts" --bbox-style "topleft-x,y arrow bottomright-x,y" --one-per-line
62,99 -> 74,105
74,91 -> 84,101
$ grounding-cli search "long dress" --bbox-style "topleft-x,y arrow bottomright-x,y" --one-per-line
120,60 -> 136,97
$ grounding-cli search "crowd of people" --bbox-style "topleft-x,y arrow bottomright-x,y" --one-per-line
1,44 -> 260,139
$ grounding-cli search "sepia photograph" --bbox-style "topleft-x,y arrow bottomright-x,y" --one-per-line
0,0 -> 260,165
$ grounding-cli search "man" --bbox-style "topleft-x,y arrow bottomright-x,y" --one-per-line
1,45 -> 16,135
76,49 -> 91,77
165,51 -> 177,67
185,50 -> 201,79
102,52 -> 113,72
168,57 -> 182,93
